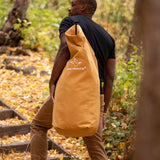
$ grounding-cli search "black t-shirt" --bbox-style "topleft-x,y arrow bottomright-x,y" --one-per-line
59,15 -> 115,93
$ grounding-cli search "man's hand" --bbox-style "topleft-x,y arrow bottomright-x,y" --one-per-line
102,114 -> 107,130
48,32 -> 70,103
49,83 -> 56,102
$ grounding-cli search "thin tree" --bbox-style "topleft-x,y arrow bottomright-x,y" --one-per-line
125,0 -> 143,62
0,0 -> 28,46
133,0 -> 160,160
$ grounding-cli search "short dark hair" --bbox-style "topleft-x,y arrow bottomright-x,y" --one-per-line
81,0 -> 97,15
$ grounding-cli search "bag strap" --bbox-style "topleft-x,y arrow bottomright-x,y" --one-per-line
75,21 -> 78,35
70,16 -> 79,35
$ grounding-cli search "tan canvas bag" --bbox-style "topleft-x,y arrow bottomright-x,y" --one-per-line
52,24 -> 100,137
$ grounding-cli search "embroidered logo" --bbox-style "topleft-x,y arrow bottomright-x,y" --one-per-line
67,57 -> 86,71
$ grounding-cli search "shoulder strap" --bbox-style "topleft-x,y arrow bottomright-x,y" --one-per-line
70,16 -> 79,35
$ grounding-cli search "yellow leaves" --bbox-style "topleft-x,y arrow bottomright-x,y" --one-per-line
106,143 -> 113,148
111,123 -> 117,128
64,143 -> 74,149
121,97 -> 126,103
1,133 -> 66,158
2,150 -> 65,159
118,155 -> 125,160
122,123 -> 127,129
111,151 -> 117,160
48,150 -> 64,158
0,117 -> 28,126
0,105 -> 6,110
119,142 -> 126,151
0,49 -> 90,159
124,88 -> 128,93
10,92 -> 16,97
1,53 -> 7,58
0,49 -> 52,121
17,18 -> 21,23
48,129 -> 89,159
112,104 -> 119,112
1,133 -> 30,145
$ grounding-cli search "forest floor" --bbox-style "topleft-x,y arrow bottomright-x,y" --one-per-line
0,47 -> 89,159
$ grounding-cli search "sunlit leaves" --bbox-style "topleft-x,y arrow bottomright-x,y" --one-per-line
0,0 -> 139,159
0,48 -> 52,121
0,48 -> 89,159
0,117 -> 28,126
48,129 -> 89,159
2,150 -> 65,159
103,111 -> 135,159
0,133 -> 30,145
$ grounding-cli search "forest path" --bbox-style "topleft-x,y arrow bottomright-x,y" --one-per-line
0,99 -> 71,159
0,47 -> 89,159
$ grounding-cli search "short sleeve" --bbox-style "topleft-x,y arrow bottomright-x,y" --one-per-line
59,17 -> 74,37
108,37 -> 116,59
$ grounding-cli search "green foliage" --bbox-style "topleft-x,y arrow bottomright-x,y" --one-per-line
112,52 -> 142,115
103,51 -> 142,159
95,0 -> 136,59
0,0 -> 70,59
21,0 -> 70,58
96,0 -> 135,30
0,0 -> 142,159
0,0 -> 12,28
103,111 -> 135,160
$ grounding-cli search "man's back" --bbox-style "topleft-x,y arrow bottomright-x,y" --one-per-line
59,15 -> 115,89
31,1 -> 115,159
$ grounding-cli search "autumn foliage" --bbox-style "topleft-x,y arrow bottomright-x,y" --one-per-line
0,0 -> 143,159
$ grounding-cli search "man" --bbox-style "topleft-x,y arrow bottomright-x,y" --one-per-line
30,0 -> 115,159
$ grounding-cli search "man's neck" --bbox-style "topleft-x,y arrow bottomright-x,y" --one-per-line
81,13 -> 93,19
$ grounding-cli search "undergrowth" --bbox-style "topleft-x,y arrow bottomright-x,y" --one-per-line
103,51 -> 142,159
0,0 -> 142,159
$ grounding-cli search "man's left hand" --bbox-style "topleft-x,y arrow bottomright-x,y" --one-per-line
49,83 -> 56,102
102,114 -> 107,130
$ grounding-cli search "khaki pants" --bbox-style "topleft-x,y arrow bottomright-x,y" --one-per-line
30,95 -> 108,160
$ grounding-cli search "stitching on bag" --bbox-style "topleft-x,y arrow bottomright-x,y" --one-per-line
67,57 -> 86,71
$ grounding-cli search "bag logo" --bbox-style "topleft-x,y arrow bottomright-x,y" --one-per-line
67,57 -> 86,71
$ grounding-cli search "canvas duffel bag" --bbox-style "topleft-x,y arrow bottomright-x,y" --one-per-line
52,24 -> 100,137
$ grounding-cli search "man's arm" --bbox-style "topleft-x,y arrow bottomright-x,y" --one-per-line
103,58 -> 115,128
104,59 -> 115,112
49,32 -> 70,100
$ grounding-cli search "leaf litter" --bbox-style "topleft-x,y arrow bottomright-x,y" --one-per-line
0,117 -> 29,126
0,48 -> 89,159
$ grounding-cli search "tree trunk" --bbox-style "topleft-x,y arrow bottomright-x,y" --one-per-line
133,0 -> 160,160
125,0 -> 143,62
0,0 -> 28,46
